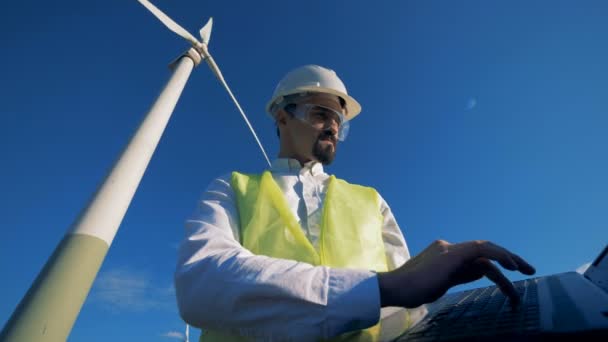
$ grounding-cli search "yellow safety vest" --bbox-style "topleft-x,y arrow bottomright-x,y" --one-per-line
201,171 -> 408,341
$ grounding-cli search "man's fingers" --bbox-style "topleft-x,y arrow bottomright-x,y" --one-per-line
451,241 -> 517,270
481,259 -> 521,304
452,241 -> 535,275
511,253 -> 536,275
481,243 -> 536,275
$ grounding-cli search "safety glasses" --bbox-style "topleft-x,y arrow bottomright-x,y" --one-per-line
286,103 -> 350,141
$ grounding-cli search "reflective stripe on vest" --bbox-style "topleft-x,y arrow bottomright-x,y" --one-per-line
201,171 -> 409,341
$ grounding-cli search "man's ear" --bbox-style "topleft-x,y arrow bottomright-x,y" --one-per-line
275,108 -> 289,126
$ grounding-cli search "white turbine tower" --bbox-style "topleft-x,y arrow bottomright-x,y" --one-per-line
1,1 -> 268,341
185,324 -> 190,342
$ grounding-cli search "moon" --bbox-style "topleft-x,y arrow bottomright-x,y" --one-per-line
466,98 -> 477,110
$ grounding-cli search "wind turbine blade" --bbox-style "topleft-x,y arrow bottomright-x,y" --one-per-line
199,17 -> 213,45
137,0 -> 200,46
204,54 -> 272,167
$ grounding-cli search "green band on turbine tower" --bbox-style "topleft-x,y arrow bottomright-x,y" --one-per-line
0,233 -> 109,342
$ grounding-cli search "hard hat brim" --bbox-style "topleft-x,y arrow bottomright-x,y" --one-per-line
266,86 -> 362,122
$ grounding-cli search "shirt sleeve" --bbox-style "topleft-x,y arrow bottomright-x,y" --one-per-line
377,192 -> 411,271
174,174 -> 381,341
376,192 -> 429,329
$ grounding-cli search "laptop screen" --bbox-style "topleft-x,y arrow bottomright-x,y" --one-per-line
585,245 -> 608,293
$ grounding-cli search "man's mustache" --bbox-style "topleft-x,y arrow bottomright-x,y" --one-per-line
319,129 -> 337,144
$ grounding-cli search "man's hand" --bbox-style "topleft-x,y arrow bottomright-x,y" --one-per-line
377,240 -> 536,308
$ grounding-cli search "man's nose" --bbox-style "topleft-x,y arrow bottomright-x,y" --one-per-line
325,118 -> 339,136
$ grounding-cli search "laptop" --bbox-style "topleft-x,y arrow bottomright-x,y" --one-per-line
396,245 -> 608,341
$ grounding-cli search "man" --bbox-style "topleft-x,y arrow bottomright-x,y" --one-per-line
175,65 -> 535,341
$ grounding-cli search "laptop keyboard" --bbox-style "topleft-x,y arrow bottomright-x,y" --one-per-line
399,278 -> 540,341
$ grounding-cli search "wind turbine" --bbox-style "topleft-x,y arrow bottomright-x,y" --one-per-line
137,0 -> 271,166
1,1 -> 269,341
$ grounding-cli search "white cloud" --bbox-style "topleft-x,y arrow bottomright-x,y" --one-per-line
576,262 -> 592,274
90,268 -> 176,312
161,331 -> 185,340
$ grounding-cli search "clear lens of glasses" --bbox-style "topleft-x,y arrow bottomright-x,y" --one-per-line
290,104 -> 350,141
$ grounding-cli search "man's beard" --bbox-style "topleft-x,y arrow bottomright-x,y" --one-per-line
312,132 -> 337,165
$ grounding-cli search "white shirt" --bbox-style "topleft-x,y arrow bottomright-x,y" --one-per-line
175,159 -> 423,341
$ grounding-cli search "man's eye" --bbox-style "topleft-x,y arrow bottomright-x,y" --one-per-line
311,111 -> 328,120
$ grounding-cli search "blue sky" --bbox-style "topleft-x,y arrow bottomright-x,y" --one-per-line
1,0 -> 607,340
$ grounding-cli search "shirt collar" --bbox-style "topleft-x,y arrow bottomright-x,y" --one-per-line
270,158 -> 325,176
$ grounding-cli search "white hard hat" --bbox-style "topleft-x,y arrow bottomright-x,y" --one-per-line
266,65 -> 362,121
